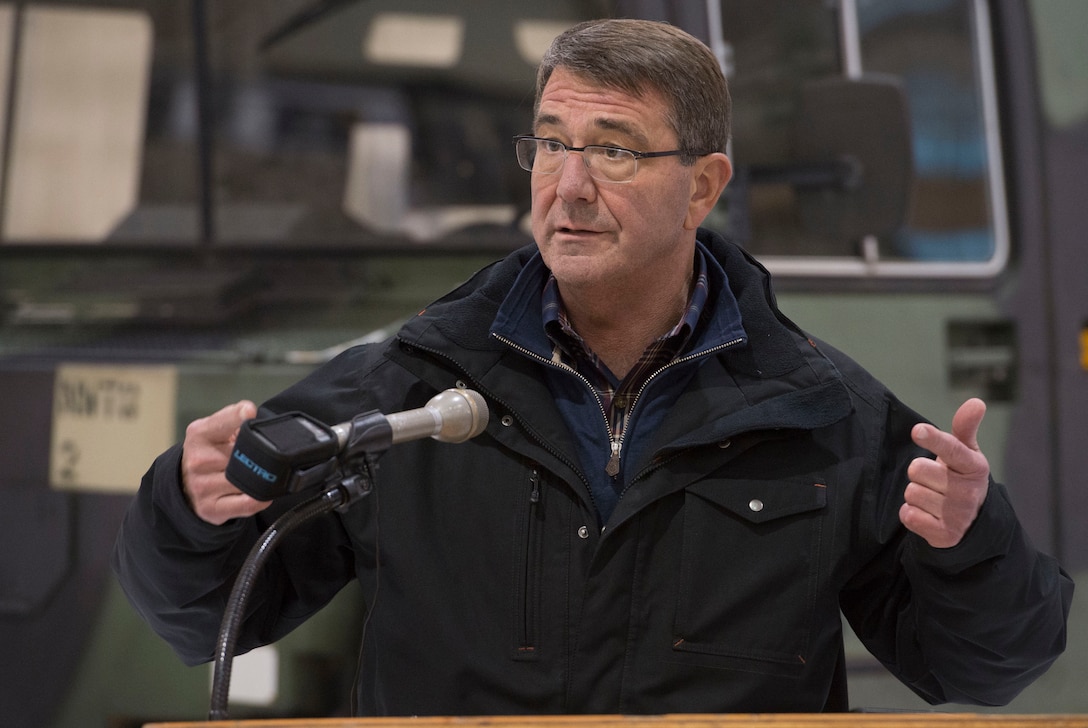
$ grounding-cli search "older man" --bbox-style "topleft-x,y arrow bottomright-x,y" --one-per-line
114,19 -> 1071,715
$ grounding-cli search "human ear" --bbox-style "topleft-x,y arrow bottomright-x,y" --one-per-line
683,153 -> 732,230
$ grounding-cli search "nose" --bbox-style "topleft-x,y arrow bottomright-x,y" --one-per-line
554,150 -> 597,203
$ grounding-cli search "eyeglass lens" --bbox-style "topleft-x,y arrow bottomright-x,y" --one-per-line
516,138 -> 637,182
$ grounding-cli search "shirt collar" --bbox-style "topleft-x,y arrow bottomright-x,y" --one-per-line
490,238 -> 746,361
541,246 -> 711,359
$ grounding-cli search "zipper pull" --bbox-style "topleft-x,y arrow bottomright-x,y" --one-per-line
605,442 -> 621,477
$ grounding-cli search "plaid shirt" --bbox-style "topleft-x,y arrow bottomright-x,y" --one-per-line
542,250 -> 710,476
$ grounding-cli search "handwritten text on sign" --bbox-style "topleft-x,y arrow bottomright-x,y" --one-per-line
50,364 -> 178,493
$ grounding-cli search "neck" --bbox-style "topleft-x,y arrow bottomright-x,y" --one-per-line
561,269 -> 692,379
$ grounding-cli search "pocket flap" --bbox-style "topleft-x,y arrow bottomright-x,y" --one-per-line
687,478 -> 827,524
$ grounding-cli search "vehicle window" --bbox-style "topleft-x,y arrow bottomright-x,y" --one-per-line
858,0 -> 1001,266
0,1 -> 1007,263
0,4 -> 160,243
710,0 -> 1008,277
0,1 -> 596,249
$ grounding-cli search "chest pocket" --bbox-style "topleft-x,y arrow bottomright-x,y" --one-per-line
672,477 -> 827,676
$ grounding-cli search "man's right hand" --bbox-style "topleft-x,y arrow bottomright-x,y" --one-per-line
181,400 -> 271,525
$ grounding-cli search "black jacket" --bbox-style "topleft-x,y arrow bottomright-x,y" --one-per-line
113,230 -> 1073,715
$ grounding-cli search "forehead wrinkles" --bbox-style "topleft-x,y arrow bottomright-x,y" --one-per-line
538,95 -> 668,152
534,111 -> 652,149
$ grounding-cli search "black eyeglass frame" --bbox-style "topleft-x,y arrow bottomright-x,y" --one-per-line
512,135 -> 703,182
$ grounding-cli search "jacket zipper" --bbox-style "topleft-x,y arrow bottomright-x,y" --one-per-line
518,466 -> 542,655
615,337 -> 745,492
491,333 -> 611,514
494,332 -> 745,482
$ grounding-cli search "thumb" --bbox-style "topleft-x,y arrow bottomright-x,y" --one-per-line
951,397 -> 986,451
198,399 -> 257,444
235,399 -> 257,422
228,400 -> 258,440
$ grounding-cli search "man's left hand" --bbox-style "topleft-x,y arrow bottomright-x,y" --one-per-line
900,398 -> 991,549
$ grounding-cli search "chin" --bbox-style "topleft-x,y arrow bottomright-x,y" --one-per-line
548,256 -> 611,288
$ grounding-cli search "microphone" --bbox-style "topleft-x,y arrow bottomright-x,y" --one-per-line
226,388 -> 489,500
335,387 -> 488,447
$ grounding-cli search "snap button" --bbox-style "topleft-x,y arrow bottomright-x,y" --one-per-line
500,415 -> 514,427
748,499 -> 764,513
577,525 -> 590,539
718,439 -> 732,449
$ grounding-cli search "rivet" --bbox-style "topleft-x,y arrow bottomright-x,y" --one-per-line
501,415 -> 514,427
718,439 -> 732,449
749,499 -> 764,513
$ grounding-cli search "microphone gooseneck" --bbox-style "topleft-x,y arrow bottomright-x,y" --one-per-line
210,389 -> 489,720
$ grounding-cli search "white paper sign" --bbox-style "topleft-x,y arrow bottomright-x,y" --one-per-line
50,364 -> 177,493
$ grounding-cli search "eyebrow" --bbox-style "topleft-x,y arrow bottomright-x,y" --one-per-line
533,113 -> 652,150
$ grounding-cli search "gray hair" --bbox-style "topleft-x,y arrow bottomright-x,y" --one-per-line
535,18 -> 731,164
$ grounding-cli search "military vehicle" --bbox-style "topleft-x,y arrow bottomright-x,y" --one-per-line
1,1 -> 1084,726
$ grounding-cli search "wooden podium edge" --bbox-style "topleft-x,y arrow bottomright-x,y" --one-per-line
143,713 -> 1088,728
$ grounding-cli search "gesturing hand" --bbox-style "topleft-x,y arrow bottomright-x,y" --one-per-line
181,400 -> 271,526
899,398 -> 991,549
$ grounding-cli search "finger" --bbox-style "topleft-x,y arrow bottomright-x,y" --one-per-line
910,401 -> 988,475
903,478 -> 945,514
182,401 -> 255,492
189,400 -> 257,446
204,492 -> 271,525
950,397 -> 986,451
899,501 -> 959,549
907,456 -> 948,494
899,500 -> 939,532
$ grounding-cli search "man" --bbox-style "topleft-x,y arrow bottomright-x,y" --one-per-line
114,19 -> 1072,715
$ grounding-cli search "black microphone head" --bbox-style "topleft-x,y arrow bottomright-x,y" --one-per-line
226,412 -> 339,499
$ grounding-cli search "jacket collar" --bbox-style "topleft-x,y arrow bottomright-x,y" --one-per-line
391,229 -> 851,434
488,239 -> 748,364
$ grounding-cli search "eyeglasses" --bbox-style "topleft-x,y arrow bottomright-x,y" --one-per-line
513,135 -> 696,184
